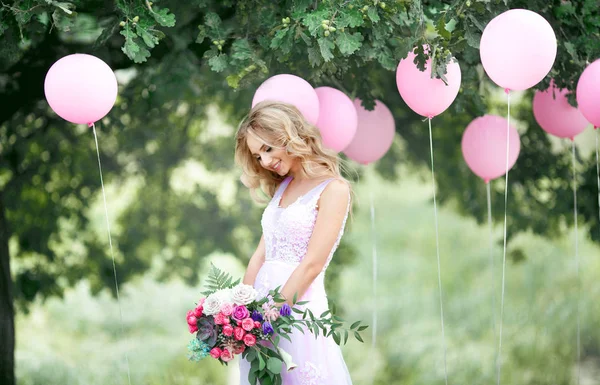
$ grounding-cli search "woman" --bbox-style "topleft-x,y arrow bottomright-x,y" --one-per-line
235,101 -> 353,384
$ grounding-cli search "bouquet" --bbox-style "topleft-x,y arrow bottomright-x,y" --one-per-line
186,265 -> 368,385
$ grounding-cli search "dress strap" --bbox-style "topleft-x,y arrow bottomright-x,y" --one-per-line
273,176 -> 293,200
304,178 -> 336,205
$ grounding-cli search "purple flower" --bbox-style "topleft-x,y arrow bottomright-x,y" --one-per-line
279,303 -> 291,317
262,321 -> 274,335
232,305 -> 249,321
251,310 -> 264,322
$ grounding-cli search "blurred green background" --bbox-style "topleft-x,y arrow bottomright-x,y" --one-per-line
15,163 -> 600,385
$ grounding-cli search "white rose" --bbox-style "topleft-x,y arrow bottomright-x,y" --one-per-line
231,284 -> 258,305
203,292 -> 224,316
219,288 -> 233,303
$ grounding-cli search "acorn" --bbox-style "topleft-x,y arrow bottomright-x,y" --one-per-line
119,21 -> 126,27
133,16 -> 139,22
324,30 -> 330,37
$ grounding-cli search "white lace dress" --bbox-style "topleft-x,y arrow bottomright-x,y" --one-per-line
239,176 -> 353,385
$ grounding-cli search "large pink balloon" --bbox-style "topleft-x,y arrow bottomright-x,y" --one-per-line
44,54 -> 118,125
533,83 -> 589,139
252,74 -> 320,125
576,59 -> 600,127
314,87 -> 357,152
396,46 -> 461,118
461,115 -> 521,183
343,99 -> 395,165
480,9 -> 557,91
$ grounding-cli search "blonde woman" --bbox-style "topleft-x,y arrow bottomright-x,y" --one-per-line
235,101 -> 353,384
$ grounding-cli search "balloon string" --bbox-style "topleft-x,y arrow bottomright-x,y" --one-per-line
496,90 -> 510,385
596,128 -> 600,240
369,188 -> 378,351
487,182 -> 496,342
91,123 -> 132,385
428,117 -> 448,385
572,140 -> 581,385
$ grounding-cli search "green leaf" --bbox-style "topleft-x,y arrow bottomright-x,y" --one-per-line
317,38 -> 334,62
366,7 -> 380,23
258,353 -> 266,371
51,1 -> 75,15
266,357 -> 282,374
436,17 -> 451,39
231,39 -> 253,61
344,329 -> 348,344
467,14 -> 486,32
51,9 -> 75,32
350,321 -> 361,330
204,12 -> 222,30
120,25 -> 151,63
332,331 -> 341,345
292,292 -> 298,304
152,8 -> 176,27
196,25 -> 207,44
354,331 -> 364,343
465,27 -> 480,49
336,31 -> 363,56
307,46 -> 323,67
94,19 -> 120,49
358,325 -> 369,331
337,9 -> 364,28
319,310 -> 330,318
302,9 -> 329,36
135,24 -> 159,48
270,28 -> 293,54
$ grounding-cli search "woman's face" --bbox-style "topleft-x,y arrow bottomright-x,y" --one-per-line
246,134 -> 297,176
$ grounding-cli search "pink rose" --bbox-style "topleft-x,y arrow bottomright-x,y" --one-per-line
214,313 -> 226,325
234,327 -> 245,341
188,323 -> 198,334
193,306 -> 203,318
209,347 -> 222,359
241,318 -> 255,331
233,343 -> 246,355
220,303 -> 234,316
254,321 -> 261,329
222,316 -> 230,325
186,315 -> 197,326
243,333 -> 257,347
222,324 -> 234,337
232,305 -> 249,321
220,349 -> 233,362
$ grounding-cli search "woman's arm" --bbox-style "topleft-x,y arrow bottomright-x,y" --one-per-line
242,235 -> 266,286
279,180 -> 350,305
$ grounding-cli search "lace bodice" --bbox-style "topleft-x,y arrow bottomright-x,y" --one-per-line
261,177 -> 349,271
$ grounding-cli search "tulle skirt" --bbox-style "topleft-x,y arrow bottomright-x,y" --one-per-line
239,260 -> 353,385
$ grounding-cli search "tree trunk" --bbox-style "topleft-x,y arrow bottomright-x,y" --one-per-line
0,191 -> 15,385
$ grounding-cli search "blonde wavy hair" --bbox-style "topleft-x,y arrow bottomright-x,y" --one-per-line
235,100 -> 350,203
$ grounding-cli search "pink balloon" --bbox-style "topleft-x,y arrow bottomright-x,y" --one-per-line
44,54 -> 118,125
533,83 -> 589,139
576,59 -> 600,127
480,9 -> 557,91
252,74 -> 320,125
314,87 -> 357,152
343,99 -> 395,165
461,115 -> 521,183
396,46 -> 461,118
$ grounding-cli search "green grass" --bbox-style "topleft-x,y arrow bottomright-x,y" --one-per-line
15,170 -> 600,384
